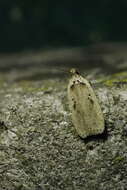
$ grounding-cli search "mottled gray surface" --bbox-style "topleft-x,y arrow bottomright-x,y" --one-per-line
0,47 -> 127,190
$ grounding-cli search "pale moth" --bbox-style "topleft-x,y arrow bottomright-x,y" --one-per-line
68,68 -> 104,138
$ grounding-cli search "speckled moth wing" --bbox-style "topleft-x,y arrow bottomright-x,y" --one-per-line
68,73 -> 104,138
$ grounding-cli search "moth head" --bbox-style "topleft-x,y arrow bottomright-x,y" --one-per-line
70,68 -> 80,75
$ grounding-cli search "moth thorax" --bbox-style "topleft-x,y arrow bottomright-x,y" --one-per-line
70,68 -> 80,75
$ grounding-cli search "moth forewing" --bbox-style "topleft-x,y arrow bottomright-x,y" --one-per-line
68,72 -> 104,138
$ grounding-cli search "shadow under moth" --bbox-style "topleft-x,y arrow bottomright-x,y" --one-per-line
68,68 -> 104,138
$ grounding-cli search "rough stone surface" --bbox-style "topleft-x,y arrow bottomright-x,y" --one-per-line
0,48 -> 127,190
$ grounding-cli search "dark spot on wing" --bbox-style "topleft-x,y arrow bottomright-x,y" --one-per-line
80,82 -> 86,85
73,100 -> 76,109
88,94 -> 94,104
70,84 -> 75,89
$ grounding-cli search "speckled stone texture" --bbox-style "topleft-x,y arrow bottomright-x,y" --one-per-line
0,47 -> 127,190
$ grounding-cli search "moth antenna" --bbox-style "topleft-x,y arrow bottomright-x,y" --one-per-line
52,67 -> 81,76
53,67 -> 69,74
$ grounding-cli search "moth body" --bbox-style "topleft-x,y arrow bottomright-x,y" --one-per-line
68,70 -> 104,138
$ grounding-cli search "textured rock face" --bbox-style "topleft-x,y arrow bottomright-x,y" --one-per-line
0,49 -> 127,190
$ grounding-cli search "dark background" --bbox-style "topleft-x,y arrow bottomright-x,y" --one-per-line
0,0 -> 127,52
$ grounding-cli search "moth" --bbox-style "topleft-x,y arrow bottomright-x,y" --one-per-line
68,68 -> 104,138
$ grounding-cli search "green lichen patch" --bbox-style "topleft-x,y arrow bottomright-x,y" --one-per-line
14,79 -> 67,93
112,71 -> 127,78
112,156 -> 125,165
103,78 -> 127,87
98,71 -> 127,87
